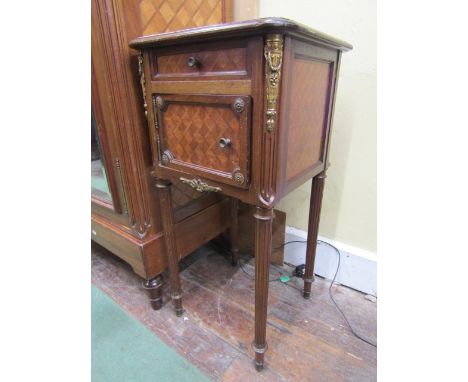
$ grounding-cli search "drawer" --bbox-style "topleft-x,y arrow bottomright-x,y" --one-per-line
153,94 -> 251,189
149,40 -> 248,80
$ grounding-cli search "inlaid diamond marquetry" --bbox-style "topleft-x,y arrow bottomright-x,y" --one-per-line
162,103 -> 241,173
139,0 -> 224,36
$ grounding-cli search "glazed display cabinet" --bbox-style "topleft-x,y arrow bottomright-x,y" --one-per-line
91,0 -> 235,308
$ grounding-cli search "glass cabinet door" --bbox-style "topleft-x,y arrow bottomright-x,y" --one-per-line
91,109 -> 112,203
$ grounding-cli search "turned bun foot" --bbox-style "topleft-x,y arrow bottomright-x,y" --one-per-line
143,275 -> 164,310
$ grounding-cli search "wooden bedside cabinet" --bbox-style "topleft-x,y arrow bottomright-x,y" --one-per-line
130,17 -> 352,371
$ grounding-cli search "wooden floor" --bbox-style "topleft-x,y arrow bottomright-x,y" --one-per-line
91,242 -> 377,382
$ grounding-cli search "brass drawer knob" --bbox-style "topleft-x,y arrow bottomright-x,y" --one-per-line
218,137 -> 231,148
187,57 -> 200,68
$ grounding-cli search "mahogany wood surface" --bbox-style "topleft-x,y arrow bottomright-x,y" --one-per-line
229,198 -> 240,266
173,198 -> 230,260
278,39 -> 341,197
155,178 -> 184,316
129,17 -> 352,50
303,171 -> 326,299
253,207 -> 274,371
236,203 -> 286,266
284,56 -> 331,183
131,17 -> 351,369
153,45 -> 247,78
91,0 -> 234,309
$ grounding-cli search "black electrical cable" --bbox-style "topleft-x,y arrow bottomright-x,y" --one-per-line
232,239 -> 376,348
274,240 -> 309,250
209,237 -> 376,347
238,257 -> 254,279
239,256 -> 281,282
281,280 -> 303,292
318,240 -> 377,348
276,239 -> 377,347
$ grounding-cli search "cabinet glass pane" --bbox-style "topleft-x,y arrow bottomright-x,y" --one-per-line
91,110 -> 112,203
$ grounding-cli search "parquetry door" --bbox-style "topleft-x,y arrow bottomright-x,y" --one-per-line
153,94 -> 251,188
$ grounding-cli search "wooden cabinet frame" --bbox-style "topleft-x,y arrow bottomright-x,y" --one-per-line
91,0 -> 236,308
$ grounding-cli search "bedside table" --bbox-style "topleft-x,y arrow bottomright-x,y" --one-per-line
130,17 -> 352,371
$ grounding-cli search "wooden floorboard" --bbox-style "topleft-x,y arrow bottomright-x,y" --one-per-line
91,241 -> 377,381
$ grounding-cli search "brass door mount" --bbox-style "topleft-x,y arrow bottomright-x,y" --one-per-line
180,177 -> 222,193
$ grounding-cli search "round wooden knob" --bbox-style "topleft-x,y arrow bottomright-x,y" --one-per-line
218,137 -> 231,148
187,57 -> 200,68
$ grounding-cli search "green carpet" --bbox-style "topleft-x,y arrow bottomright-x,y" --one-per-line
91,285 -> 210,382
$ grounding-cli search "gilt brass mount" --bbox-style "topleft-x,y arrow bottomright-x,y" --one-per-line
161,150 -> 174,166
179,178 -> 222,193
138,51 -> 148,119
155,95 -> 165,110
161,154 -> 170,165
115,158 -> 128,215
232,98 -> 245,113
233,172 -> 245,185
264,34 -> 283,133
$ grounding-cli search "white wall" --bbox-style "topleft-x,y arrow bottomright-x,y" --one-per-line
259,0 -> 377,255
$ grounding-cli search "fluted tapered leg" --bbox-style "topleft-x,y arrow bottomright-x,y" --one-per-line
230,198 -> 240,266
155,178 -> 184,316
303,171 -> 326,299
253,207 -> 274,371
143,275 -> 164,310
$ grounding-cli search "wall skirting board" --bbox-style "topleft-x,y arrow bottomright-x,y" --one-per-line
284,226 -> 377,296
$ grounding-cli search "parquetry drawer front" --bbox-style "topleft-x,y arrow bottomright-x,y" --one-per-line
150,41 -> 248,80
153,94 -> 251,188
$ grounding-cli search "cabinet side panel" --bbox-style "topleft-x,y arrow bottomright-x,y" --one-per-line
285,56 -> 333,184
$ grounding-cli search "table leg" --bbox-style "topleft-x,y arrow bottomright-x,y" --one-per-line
253,207 -> 274,371
230,198 -> 239,266
303,171 -> 326,299
155,178 -> 184,316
